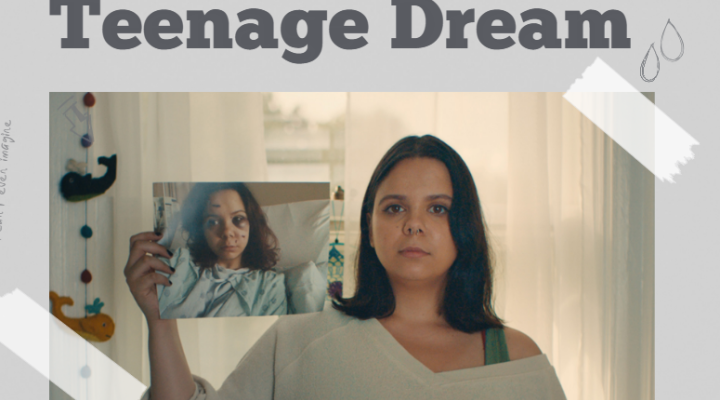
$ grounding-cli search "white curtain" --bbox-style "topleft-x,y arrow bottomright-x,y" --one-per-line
91,93 -> 277,389
344,92 -> 654,400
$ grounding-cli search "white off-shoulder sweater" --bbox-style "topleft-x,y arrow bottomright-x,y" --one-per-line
142,307 -> 566,400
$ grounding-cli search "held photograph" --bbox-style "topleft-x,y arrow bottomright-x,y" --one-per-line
150,181 -> 330,319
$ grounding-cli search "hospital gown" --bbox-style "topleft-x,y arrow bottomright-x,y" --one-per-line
156,247 -> 287,318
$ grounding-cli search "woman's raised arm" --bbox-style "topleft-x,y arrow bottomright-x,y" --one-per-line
125,231 -> 196,400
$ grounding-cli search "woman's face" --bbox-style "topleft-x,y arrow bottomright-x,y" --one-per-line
369,157 -> 457,285
203,189 -> 250,269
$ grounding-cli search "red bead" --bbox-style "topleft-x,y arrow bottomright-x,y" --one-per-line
83,93 -> 96,107
81,270 -> 93,284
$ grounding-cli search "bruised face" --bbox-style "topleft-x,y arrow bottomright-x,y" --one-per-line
369,157 -> 458,285
203,189 -> 250,270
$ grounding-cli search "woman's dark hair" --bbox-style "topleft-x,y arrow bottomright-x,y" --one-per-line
332,135 -> 503,333
181,182 -> 279,271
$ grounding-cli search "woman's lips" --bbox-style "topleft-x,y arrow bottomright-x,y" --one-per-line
399,247 -> 430,258
222,245 -> 239,251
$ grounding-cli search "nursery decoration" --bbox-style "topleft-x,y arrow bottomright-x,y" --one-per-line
81,133 -> 94,148
80,269 -> 93,284
50,291 -> 115,342
54,93 -> 116,346
60,154 -> 117,202
80,225 -> 93,238
83,92 -> 96,107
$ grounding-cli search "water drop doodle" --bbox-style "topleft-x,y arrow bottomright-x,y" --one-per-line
640,43 -> 660,82
660,19 -> 684,62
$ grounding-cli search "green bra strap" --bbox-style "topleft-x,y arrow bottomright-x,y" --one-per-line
485,327 -> 511,365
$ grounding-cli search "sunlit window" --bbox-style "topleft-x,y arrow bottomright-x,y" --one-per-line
263,92 -> 346,191
264,93 -> 348,296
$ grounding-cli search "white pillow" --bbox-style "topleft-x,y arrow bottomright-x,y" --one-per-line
262,199 -> 330,275
284,260 -> 327,314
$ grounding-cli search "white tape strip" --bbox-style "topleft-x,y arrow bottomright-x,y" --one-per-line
0,289 -> 147,400
564,58 -> 698,182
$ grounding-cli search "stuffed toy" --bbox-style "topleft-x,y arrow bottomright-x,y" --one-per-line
50,291 -> 115,342
60,154 -> 117,202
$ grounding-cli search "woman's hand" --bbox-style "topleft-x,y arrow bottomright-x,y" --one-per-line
124,231 -> 175,323
126,232 -> 196,400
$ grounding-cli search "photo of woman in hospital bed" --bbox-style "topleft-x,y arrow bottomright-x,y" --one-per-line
141,182 -> 328,319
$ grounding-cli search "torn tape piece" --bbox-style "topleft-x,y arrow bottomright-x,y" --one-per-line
564,57 -> 698,182
0,289 -> 147,400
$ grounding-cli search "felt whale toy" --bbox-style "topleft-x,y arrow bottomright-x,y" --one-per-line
60,154 -> 117,202
50,291 -> 115,342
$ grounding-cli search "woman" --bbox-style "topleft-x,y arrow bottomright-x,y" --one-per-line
137,182 -> 286,319
127,136 -> 566,399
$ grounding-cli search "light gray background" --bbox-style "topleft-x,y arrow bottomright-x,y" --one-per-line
0,1 -> 717,398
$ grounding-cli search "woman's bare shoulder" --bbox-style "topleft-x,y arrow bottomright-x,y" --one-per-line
502,326 -> 542,361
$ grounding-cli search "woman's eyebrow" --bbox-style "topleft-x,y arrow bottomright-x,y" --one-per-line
204,209 -> 245,218
426,194 -> 452,201
377,194 -> 452,203
207,203 -> 246,214
377,194 -> 406,204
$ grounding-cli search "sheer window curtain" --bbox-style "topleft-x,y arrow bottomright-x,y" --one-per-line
93,93 -> 278,389
344,92 -> 653,400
